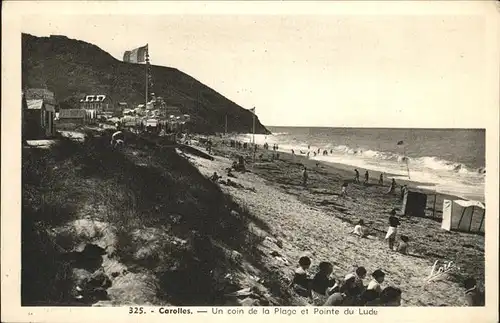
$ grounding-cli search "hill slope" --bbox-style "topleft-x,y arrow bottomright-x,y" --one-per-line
22,33 -> 270,134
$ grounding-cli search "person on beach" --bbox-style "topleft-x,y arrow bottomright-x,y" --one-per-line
352,220 -> 367,237
290,256 -> 313,297
378,287 -> 402,306
354,169 -> 360,183
364,171 -> 369,184
344,266 -> 367,291
311,262 -> 337,304
367,270 -> 385,295
340,182 -> 349,197
387,178 -> 397,194
308,144 -> 311,149
227,168 -> 236,178
379,173 -> 384,185
307,152 -> 310,159
323,276 -> 361,306
463,277 -> 485,306
396,235 -> 409,255
302,167 -> 309,187
210,172 -> 221,182
291,149 -> 295,155
385,210 -> 401,250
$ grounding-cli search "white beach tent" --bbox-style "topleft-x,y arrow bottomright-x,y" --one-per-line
441,199 -> 485,233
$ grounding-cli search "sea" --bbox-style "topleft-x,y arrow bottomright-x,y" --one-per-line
233,127 -> 485,202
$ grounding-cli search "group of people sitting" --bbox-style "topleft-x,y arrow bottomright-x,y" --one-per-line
290,257 -> 402,306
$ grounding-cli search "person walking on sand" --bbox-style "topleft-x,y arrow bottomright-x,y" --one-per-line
387,178 -> 396,194
354,169 -> 360,183
364,171 -> 369,184
385,210 -> 401,250
379,173 -> 384,185
302,167 -> 309,187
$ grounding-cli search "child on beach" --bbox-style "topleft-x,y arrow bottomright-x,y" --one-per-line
290,256 -> 313,297
354,169 -> 360,183
210,172 -> 221,182
379,173 -> 384,185
385,210 -> 401,250
367,269 -> 385,295
323,276 -> 361,306
364,171 -> 369,184
311,262 -> 338,305
344,266 -> 367,291
396,235 -> 409,255
302,167 -> 308,187
340,182 -> 348,197
387,178 -> 397,194
352,220 -> 367,238
311,262 -> 337,295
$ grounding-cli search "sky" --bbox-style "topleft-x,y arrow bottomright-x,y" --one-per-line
16,1 -> 498,128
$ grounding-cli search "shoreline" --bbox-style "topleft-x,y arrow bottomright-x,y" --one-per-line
221,134 -> 484,203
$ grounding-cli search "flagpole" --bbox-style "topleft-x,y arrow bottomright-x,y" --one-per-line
252,107 -> 256,162
145,49 -> 149,111
225,114 -> 228,135
252,108 -> 255,145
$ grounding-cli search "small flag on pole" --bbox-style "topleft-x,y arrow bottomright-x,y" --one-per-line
397,140 -> 404,145
249,107 -> 256,114
123,44 -> 149,63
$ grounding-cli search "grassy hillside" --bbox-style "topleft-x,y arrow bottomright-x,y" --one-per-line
22,33 -> 270,135
22,132 -> 287,306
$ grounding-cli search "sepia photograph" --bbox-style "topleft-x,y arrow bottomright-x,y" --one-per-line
2,1 -> 499,321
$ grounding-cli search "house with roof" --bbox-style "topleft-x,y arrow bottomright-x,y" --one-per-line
80,94 -> 118,118
23,92 -> 56,139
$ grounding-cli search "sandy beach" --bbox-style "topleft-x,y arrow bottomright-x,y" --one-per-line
186,137 -> 485,306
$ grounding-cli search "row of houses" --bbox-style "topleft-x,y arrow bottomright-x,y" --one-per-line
22,89 -> 190,140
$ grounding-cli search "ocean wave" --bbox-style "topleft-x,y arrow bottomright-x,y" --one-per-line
317,144 -> 485,176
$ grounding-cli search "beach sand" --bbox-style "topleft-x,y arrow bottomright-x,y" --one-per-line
184,137 -> 484,306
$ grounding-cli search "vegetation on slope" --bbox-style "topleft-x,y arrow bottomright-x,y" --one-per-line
22,132 -> 285,306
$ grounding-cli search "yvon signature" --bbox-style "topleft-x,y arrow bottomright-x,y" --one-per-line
425,260 -> 460,283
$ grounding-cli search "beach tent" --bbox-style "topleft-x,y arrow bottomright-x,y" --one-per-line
441,199 -> 485,233
402,190 -> 428,217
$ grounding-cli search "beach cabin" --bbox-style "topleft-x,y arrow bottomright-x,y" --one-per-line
59,109 -> 87,125
441,200 -> 485,234
24,98 -> 56,139
402,190 -> 428,217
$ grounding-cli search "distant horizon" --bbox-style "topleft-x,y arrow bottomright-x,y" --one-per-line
264,125 -> 486,131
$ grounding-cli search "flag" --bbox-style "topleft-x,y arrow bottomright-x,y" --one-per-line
123,44 -> 148,63
397,140 -> 404,145
249,107 -> 256,114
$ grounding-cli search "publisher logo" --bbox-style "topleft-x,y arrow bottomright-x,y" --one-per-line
426,260 -> 460,283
